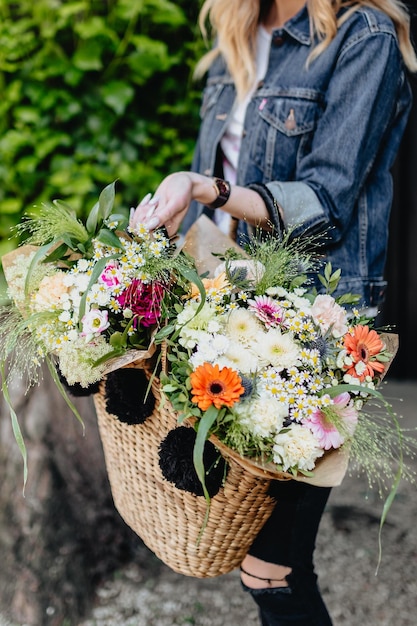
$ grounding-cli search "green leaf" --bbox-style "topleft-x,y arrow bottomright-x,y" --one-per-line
93,349 -> 124,366
96,227 -> 123,249
101,81 -> 135,116
46,357 -> 85,432
24,241 -> 60,296
1,362 -> 27,494
0,198 -> 22,214
155,323 -> 177,341
73,40 -> 104,71
85,200 -> 100,236
98,181 -> 116,222
162,384 -> 178,393
84,181 -> 116,234
108,212 -> 129,227
109,331 -> 125,349
193,405 -> 221,503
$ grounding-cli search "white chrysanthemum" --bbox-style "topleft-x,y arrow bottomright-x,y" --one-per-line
266,286 -> 288,298
211,333 -> 230,353
226,308 -> 261,345
178,328 -> 207,350
176,301 -> 214,327
286,291 -> 312,311
233,396 -> 288,438
216,343 -> 259,374
336,349 -> 347,368
71,272 -> 91,293
255,329 -> 300,369
207,319 -> 222,333
190,332 -> 231,367
77,259 -> 91,272
273,424 -> 324,471
177,302 -> 222,349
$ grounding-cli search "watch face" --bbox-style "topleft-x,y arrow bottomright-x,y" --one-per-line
211,178 -> 231,208
216,179 -> 228,198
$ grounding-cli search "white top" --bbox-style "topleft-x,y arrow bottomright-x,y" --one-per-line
214,26 -> 272,235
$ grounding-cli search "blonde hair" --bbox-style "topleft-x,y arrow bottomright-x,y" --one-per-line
195,0 -> 417,100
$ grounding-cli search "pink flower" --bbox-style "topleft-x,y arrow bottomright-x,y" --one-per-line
248,295 -> 285,328
81,309 -> 110,337
99,262 -> 122,288
310,294 -> 348,338
117,279 -> 164,327
304,392 -> 358,450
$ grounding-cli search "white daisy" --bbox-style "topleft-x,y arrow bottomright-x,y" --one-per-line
256,329 -> 301,369
226,307 -> 261,345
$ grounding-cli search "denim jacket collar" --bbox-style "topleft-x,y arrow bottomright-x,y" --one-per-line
274,5 -> 311,46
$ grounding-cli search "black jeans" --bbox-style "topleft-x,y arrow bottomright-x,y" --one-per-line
242,480 -> 333,626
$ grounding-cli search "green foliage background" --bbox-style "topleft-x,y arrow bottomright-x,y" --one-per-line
0,0 -> 205,257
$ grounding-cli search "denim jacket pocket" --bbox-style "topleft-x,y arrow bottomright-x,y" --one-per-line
250,96 -> 323,180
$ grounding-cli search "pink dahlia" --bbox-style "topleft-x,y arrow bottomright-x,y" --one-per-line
304,392 -> 358,450
248,295 -> 285,328
117,279 -> 164,327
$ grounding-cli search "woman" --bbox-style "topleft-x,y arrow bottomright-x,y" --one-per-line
131,1 -> 417,624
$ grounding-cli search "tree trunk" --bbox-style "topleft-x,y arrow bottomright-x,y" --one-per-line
0,369 -> 140,626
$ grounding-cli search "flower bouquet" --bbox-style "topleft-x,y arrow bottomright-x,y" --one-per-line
158,216 -> 404,506
0,182 -> 196,483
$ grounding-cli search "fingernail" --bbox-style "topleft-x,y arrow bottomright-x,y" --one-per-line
145,205 -> 156,219
145,216 -> 160,230
139,192 -> 152,206
149,195 -> 160,206
129,207 -> 135,220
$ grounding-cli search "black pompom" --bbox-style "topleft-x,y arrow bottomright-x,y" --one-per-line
158,426 -> 227,497
58,370 -> 101,396
104,368 -> 155,425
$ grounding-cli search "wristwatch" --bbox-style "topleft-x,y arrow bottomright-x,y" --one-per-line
207,177 -> 231,209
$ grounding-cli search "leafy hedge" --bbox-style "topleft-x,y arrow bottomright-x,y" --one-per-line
0,0 -> 205,257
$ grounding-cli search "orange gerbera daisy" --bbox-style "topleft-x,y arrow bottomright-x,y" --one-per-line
188,272 -> 230,299
343,325 -> 386,381
190,362 -> 245,411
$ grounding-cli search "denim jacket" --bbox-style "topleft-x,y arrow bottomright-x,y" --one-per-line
183,5 -> 412,307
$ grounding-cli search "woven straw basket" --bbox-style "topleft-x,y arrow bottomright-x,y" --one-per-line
94,358 -> 278,578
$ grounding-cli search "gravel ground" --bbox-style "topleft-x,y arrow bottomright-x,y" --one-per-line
2,380 -> 416,626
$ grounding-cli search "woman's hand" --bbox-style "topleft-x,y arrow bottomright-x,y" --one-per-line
129,171 -> 271,237
129,172 -> 217,238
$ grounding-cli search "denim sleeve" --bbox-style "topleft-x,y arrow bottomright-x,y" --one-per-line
265,32 -> 411,241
